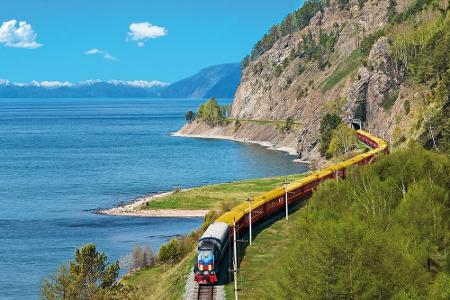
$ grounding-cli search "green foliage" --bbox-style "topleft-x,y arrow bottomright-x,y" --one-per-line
282,117 -> 295,133
121,245 -> 155,272
274,64 -> 283,77
319,113 -> 342,156
381,88 -> 400,110
158,239 -> 182,264
243,0 -> 324,67
404,99 -> 411,114
295,27 -> 340,70
387,0 -> 398,22
274,144 -> 450,298
321,50 -> 364,92
360,28 -> 387,56
184,110 -> 194,123
337,0 -> 350,10
234,119 -> 241,131
42,244 -> 120,299
327,124 -> 358,156
197,97 -> 225,126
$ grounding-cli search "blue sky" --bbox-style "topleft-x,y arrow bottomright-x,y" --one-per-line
0,0 -> 303,83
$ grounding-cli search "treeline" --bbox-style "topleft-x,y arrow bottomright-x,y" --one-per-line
275,143 -> 450,298
242,0 -> 325,68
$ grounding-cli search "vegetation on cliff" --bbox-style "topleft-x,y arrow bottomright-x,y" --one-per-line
226,144 -> 450,299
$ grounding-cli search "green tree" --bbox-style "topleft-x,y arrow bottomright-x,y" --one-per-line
319,113 -> 342,156
185,111 -> 194,123
283,117 -> 295,133
327,124 -> 357,156
159,239 -> 182,264
197,98 -> 225,126
41,244 -> 119,300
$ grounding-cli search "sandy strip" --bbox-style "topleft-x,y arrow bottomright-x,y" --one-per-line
172,132 -> 300,157
97,191 -> 209,218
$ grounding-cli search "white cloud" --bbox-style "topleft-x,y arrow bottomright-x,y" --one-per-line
127,22 -> 167,46
0,20 -> 42,49
84,48 -> 117,60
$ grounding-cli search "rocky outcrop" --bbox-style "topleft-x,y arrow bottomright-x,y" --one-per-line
180,0 -> 417,160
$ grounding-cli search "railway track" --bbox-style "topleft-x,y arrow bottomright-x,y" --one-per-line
193,284 -> 215,300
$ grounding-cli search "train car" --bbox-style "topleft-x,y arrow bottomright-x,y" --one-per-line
194,222 -> 229,284
194,129 -> 389,285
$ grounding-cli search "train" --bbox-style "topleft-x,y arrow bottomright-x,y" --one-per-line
194,129 -> 389,284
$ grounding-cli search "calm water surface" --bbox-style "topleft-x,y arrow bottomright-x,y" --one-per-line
0,98 -> 306,299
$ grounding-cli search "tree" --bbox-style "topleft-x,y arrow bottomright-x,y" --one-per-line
327,124 -> 357,156
41,244 -> 119,299
41,265 -> 73,300
197,98 -> 225,126
159,239 -> 182,264
283,117 -> 295,133
185,111 -> 194,123
319,113 -> 342,156
120,245 -> 155,272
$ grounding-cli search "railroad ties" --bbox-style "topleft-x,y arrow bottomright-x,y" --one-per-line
193,284 -> 216,300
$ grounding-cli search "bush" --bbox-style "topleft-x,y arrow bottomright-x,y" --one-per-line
159,239 -> 182,264
234,119 -> 241,131
121,245 -> 155,272
185,111 -> 195,123
319,113 -> 342,156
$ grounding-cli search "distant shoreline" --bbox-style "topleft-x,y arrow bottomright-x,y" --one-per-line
97,191 -> 208,218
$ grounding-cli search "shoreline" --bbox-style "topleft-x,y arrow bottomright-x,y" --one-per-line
172,131 -> 301,158
97,191 -> 209,218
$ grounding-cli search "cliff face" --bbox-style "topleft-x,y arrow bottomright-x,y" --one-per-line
231,0 -> 414,159
179,0 -> 448,160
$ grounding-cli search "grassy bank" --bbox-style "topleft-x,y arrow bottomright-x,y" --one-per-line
140,173 -> 307,211
121,253 -> 195,299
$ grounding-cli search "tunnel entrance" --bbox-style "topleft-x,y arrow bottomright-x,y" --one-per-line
352,122 -> 361,130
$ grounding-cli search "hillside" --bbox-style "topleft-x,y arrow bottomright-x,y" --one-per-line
225,144 -> 450,299
161,63 -> 241,99
178,0 -> 449,162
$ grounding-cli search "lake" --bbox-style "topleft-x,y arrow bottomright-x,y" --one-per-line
0,98 -> 306,299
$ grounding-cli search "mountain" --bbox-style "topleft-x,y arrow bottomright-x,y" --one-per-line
161,63 -> 241,98
179,0 -> 450,159
0,63 -> 241,99
0,80 -> 168,98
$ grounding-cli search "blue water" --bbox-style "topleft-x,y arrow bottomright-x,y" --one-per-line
0,98 -> 306,299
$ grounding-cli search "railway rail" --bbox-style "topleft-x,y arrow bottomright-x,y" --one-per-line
193,284 -> 215,300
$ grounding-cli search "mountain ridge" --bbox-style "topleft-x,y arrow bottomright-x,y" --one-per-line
0,63 -> 240,98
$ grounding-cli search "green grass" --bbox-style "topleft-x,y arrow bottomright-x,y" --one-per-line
141,174 -> 308,210
122,253 -> 195,299
320,50 -> 364,92
224,207 -> 305,299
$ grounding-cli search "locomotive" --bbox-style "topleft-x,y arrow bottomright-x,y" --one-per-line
194,130 -> 388,284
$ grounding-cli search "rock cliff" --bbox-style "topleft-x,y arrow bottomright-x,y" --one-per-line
178,0 -> 448,160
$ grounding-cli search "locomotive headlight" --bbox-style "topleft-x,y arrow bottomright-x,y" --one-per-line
208,264 -> 212,271
199,265 -> 203,271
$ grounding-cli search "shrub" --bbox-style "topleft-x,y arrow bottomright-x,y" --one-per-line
234,119 -> 241,131
159,239 -> 182,264
185,111 -> 195,123
120,245 -> 155,272
319,113 -> 342,156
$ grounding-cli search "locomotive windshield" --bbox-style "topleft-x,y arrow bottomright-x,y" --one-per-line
198,250 -> 214,264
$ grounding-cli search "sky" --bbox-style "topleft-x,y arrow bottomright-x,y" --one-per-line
0,0 -> 303,83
